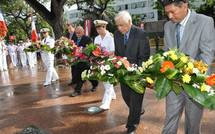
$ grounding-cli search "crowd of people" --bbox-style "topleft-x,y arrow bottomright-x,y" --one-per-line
1,0 -> 215,134
0,37 -> 37,72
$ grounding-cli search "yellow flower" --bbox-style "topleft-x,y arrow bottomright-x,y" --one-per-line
180,56 -> 188,63
170,53 -> 178,61
146,77 -> 154,84
138,67 -> 144,73
200,83 -> 207,92
200,83 -> 211,92
182,74 -> 191,83
194,61 -> 208,74
187,62 -> 194,69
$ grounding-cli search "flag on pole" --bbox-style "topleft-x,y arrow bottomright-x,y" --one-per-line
0,10 -> 8,37
84,19 -> 91,36
31,19 -> 38,42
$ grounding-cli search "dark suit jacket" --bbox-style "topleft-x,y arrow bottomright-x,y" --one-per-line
114,25 -> 150,66
65,32 -> 77,41
76,35 -> 92,48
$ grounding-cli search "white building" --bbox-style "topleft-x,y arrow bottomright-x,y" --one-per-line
65,0 -> 205,23
113,0 -> 158,22
65,0 -> 158,23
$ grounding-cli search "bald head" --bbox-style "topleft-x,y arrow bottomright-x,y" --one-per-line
75,26 -> 84,38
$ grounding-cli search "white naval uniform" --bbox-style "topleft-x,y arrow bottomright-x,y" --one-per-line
94,31 -> 116,109
0,40 -> 8,71
17,44 -> 27,67
25,41 -> 35,69
41,36 -> 59,85
7,44 -> 17,67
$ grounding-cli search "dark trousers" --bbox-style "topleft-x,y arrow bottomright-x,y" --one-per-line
73,62 -> 98,93
71,65 -> 78,84
120,83 -> 144,131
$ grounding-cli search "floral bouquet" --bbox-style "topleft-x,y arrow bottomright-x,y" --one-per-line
139,49 -> 215,109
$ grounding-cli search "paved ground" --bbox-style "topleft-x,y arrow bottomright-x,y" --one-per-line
0,66 -> 215,134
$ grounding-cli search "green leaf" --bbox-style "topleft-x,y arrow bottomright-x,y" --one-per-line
172,83 -> 182,95
182,84 -> 215,109
154,76 -> 172,99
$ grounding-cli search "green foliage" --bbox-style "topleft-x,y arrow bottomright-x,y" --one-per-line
154,76 -> 172,99
183,84 -> 215,109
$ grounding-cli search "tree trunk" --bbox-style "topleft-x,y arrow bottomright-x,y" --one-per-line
24,0 -> 66,39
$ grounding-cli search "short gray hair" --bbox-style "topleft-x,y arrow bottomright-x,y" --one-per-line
115,10 -> 132,24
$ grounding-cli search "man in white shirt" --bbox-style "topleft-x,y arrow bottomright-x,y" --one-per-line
94,20 -> 116,110
40,28 -> 59,86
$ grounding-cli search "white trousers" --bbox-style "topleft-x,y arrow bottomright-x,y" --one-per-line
20,52 -> 27,67
9,53 -> 17,67
42,54 -> 59,85
26,52 -> 35,68
101,82 -> 116,109
0,54 -> 7,71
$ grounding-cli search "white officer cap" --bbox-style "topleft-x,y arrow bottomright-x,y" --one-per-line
40,28 -> 50,33
93,20 -> 108,27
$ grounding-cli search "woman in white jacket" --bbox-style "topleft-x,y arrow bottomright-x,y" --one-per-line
40,28 -> 59,86
94,20 -> 116,110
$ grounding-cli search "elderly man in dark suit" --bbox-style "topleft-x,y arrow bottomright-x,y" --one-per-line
114,11 -> 150,134
161,0 -> 215,134
69,26 -> 98,97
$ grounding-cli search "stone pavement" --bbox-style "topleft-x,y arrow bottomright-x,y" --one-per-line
0,66 -> 215,134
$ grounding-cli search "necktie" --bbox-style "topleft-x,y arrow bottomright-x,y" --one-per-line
77,38 -> 81,46
176,23 -> 181,48
124,34 -> 128,45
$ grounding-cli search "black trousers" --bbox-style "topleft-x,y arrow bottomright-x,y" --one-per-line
73,62 -> 98,93
120,83 -> 144,131
71,64 -> 79,84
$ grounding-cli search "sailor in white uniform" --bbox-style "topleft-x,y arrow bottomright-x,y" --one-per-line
17,41 -> 27,67
40,28 -> 59,86
94,20 -> 116,110
0,36 -> 8,71
7,41 -> 17,68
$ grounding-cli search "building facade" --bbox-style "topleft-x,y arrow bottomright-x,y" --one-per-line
113,0 -> 158,22
65,0 -> 158,23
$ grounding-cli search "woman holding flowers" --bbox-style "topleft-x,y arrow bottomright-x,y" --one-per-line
162,0 -> 215,134
93,20 -> 116,110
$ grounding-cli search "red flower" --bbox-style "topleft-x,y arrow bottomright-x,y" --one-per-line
206,74 -> 215,86
92,47 -> 102,57
160,61 -> 175,73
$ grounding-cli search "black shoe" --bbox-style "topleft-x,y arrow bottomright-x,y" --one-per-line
127,129 -> 136,134
68,82 -> 75,86
141,109 -> 145,115
90,86 -> 97,92
127,126 -> 137,134
127,130 -> 136,134
69,91 -> 81,97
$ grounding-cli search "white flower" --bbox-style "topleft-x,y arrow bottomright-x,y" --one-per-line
101,70 -> 106,75
138,67 -> 144,72
127,67 -> 136,72
163,52 -> 168,57
108,57 -> 117,61
117,61 -> 122,66
193,68 -> 200,74
108,74 -> 114,77
104,65 -> 111,70
193,83 -> 200,88
209,90 -> 215,96
81,70 -> 88,78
